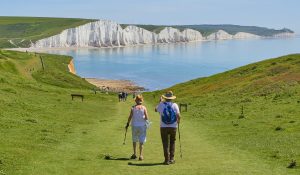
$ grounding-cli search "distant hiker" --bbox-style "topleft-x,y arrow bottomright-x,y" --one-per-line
133,92 -> 136,99
125,92 -> 128,101
125,95 -> 149,161
121,92 -> 126,102
118,92 -> 123,102
155,91 -> 180,165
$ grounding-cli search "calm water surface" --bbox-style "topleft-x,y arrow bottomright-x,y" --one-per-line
46,37 -> 300,90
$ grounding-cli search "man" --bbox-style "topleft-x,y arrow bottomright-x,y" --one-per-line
155,91 -> 180,165
122,92 -> 125,102
125,92 -> 128,101
118,92 -> 123,102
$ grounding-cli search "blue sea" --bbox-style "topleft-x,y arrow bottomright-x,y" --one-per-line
46,37 -> 300,91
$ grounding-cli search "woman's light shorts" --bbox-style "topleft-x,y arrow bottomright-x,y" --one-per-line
131,126 -> 147,143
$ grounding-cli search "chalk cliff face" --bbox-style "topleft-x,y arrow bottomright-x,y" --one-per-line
157,27 -> 203,43
272,32 -> 296,38
182,29 -> 203,41
35,20 -> 123,48
206,30 -> 233,40
203,30 -> 261,40
233,32 -> 261,39
31,19 -> 288,48
121,25 -> 155,45
32,20 -> 204,48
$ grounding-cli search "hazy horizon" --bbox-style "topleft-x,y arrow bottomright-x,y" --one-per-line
1,0 -> 299,33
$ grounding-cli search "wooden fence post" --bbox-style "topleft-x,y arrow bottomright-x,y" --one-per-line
40,56 -> 45,71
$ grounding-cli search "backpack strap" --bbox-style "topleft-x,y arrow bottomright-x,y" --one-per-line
163,102 -> 173,107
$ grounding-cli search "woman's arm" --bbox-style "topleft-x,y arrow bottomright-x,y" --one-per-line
144,107 -> 149,120
126,108 -> 133,128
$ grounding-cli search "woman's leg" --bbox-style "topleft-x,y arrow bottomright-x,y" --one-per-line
138,126 -> 146,160
139,143 -> 144,160
133,142 -> 137,156
131,126 -> 138,158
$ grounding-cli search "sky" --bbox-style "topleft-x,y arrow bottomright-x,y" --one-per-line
1,0 -> 300,33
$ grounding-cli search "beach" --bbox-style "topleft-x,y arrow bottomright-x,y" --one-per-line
85,78 -> 145,93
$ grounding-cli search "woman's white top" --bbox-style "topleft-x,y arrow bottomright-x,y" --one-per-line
131,105 -> 146,127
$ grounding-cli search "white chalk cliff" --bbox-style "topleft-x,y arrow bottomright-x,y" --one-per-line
32,20 -> 204,48
31,20 -> 291,48
233,32 -> 261,39
272,32 -> 295,38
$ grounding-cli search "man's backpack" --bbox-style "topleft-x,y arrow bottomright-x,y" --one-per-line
161,102 -> 177,124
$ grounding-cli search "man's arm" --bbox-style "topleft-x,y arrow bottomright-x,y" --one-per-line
175,103 -> 181,124
155,103 -> 159,112
177,113 -> 181,124
155,96 -> 164,112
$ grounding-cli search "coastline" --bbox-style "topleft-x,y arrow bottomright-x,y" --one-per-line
6,34 -> 296,53
6,41 -> 205,53
6,35 -> 297,93
6,48 -> 145,93
5,47 -> 96,53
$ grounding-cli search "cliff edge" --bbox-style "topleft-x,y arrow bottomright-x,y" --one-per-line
31,20 -> 295,49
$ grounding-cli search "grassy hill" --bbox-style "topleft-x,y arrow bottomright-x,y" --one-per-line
0,17 -> 95,48
146,54 -> 300,174
0,50 -> 299,174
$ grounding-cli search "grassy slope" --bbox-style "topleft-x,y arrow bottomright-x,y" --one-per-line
0,17 -> 95,48
1,51 -> 299,174
146,54 -> 300,174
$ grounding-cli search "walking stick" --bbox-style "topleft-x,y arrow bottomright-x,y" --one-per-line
178,123 -> 183,158
123,127 -> 128,145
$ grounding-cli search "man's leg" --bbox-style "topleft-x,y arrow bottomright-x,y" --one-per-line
169,128 -> 177,162
160,127 -> 169,163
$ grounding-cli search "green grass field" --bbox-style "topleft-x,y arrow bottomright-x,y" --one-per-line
0,50 -> 299,174
0,17 -> 95,48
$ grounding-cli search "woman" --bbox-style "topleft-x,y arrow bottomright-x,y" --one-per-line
125,95 -> 149,161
